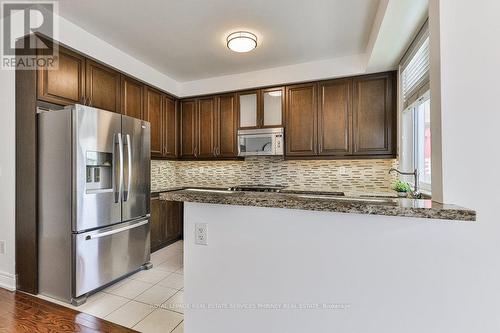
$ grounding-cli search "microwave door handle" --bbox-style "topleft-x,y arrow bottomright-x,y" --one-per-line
123,134 -> 132,201
115,133 -> 124,203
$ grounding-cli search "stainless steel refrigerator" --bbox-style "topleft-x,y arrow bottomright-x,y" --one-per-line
38,104 -> 151,305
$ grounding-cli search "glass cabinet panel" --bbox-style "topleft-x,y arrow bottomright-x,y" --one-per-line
239,93 -> 258,128
263,90 -> 282,126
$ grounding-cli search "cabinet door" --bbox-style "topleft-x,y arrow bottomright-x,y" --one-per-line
121,76 -> 144,119
318,79 -> 352,155
85,60 -> 121,112
180,100 -> 197,158
285,83 -> 318,156
217,94 -> 238,157
238,91 -> 259,128
150,196 -> 164,251
164,201 -> 183,242
163,96 -> 177,158
262,87 -> 284,127
37,46 -> 85,106
352,72 -> 396,156
197,98 -> 216,158
144,87 -> 164,158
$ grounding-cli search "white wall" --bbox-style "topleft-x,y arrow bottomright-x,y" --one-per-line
180,54 -> 366,97
432,0 -> 500,207
55,15 -> 181,96
183,204 -> 490,333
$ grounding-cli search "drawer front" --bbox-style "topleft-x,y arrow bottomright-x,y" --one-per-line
74,218 -> 150,296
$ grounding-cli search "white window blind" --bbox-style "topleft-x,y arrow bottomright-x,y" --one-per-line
400,20 -> 429,108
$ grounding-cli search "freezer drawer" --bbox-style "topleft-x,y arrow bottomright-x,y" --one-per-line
74,218 -> 151,297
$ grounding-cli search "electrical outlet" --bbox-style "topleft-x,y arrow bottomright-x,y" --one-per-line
339,166 -> 348,175
195,223 -> 208,245
0,240 -> 5,255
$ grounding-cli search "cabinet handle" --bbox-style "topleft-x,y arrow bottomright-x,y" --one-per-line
213,146 -> 217,157
194,146 -> 198,158
217,147 -> 220,156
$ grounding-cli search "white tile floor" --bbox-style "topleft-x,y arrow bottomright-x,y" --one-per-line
38,240 -> 185,332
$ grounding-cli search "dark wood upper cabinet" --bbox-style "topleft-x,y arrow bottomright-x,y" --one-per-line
261,87 -> 284,128
163,96 -> 177,158
237,90 -> 259,129
180,100 -> 197,158
285,83 -> 318,156
85,60 -> 121,113
216,94 -> 238,157
197,97 -> 216,158
352,72 -> 396,156
37,46 -> 85,106
121,76 -> 144,119
238,88 -> 284,129
178,95 -> 238,160
144,86 -> 163,158
318,79 -> 352,155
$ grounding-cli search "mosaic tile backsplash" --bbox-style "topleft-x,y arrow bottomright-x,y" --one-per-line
152,157 -> 399,195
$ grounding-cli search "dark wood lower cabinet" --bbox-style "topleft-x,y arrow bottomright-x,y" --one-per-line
150,196 -> 163,250
150,194 -> 183,252
163,200 -> 184,242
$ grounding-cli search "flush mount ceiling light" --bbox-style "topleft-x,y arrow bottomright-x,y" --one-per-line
227,31 -> 257,53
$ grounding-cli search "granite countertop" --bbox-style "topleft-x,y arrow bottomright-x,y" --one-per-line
152,187 -> 186,193
158,187 -> 476,222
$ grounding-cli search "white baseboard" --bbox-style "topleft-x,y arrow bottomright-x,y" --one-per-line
0,271 -> 16,291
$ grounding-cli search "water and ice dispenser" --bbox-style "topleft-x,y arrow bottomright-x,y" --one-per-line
85,151 -> 112,193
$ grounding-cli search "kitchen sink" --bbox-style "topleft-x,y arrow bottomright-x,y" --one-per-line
360,194 -> 398,199
184,188 -> 235,194
295,194 -> 397,204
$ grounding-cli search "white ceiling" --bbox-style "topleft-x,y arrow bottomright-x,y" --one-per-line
57,0 -> 380,82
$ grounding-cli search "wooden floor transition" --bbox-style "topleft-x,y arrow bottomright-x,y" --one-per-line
0,288 -> 135,332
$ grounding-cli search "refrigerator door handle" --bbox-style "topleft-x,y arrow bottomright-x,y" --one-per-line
123,134 -> 132,202
115,133 -> 124,203
84,219 -> 148,240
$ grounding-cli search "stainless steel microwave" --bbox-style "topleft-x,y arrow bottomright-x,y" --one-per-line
238,127 -> 284,156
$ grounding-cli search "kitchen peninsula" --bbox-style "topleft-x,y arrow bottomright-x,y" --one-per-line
160,187 -> 474,333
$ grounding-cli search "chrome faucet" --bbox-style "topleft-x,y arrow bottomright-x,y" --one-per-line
389,168 -> 421,198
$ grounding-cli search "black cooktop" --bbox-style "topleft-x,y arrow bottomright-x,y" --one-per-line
227,184 -> 286,192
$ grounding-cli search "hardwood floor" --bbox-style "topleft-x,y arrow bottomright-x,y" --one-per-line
0,288 -> 135,333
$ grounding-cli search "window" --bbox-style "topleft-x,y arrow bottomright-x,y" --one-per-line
401,95 -> 431,193
400,19 -> 431,194
400,21 -> 430,109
